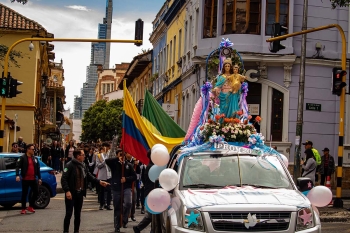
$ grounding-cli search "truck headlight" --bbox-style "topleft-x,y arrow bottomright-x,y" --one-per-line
183,207 -> 204,231
296,207 -> 315,231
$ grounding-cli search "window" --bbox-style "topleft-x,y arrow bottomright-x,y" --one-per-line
271,88 -> 284,141
178,29 -> 182,60
107,84 -> 110,93
189,16 -> 192,51
5,157 -> 17,170
222,0 -> 261,35
203,0 -> 218,38
184,21 -> 188,53
173,36 -> 176,68
266,0 -> 289,35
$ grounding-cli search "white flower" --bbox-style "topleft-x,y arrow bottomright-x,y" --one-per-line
235,130 -> 238,134
246,130 -> 251,134
243,130 -> 247,135
216,126 -> 219,129
231,135 -> 234,138
233,135 -> 236,139
239,130 -> 243,134
212,132 -> 216,135
247,132 -> 251,136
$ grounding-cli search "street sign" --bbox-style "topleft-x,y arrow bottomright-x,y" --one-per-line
306,103 -> 321,112
59,124 -> 71,135
162,104 -> 175,117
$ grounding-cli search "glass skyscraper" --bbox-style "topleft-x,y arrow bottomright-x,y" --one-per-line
76,0 -> 113,118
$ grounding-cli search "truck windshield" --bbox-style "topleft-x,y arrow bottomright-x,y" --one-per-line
181,154 -> 292,189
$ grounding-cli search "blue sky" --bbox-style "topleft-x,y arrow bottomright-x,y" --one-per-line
0,0 -> 164,110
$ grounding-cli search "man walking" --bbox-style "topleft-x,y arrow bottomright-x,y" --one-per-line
15,144 -> 42,214
106,149 -> 137,232
17,136 -> 26,153
319,147 -> 336,185
61,149 -> 109,233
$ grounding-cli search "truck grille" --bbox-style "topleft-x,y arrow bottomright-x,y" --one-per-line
209,212 -> 291,232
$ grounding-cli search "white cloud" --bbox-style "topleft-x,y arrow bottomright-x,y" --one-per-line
65,5 -> 91,12
1,1 -> 156,111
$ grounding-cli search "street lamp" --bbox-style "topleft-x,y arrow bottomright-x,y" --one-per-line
28,41 -> 34,51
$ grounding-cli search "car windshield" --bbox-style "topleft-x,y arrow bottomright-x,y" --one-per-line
180,154 -> 292,189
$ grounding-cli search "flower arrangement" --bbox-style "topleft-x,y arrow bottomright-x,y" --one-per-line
199,114 -> 257,143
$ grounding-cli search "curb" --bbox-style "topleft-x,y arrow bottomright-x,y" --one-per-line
320,216 -> 349,222
57,187 -> 63,193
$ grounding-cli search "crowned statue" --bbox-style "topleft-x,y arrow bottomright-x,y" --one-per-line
213,58 -> 246,119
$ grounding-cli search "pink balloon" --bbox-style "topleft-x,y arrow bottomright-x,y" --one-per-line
307,186 -> 332,207
147,188 -> 171,213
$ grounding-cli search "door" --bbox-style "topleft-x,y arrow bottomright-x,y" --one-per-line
0,157 -> 6,202
3,156 -> 22,202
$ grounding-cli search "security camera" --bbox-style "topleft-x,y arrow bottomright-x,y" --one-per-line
29,42 -> 34,51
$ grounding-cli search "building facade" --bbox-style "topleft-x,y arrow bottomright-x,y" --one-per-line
119,51 -> 153,114
0,3 -> 57,149
150,0 -> 350,178
95,63 -> 129,101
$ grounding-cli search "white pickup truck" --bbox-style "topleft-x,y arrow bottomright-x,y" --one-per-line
159,144 -> 321,233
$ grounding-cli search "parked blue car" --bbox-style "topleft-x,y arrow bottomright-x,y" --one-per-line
0,153 -> 57,209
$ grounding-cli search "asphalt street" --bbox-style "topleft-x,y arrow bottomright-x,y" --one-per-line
0,191 -> 151,233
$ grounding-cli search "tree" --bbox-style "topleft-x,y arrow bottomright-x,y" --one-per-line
0,44 -> 24,69
329,0 -> 350,8
81,99 -> 123,142
10,0 -> 28,4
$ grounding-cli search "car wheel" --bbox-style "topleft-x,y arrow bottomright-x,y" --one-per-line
1,203 -> 16,209
33,185 -> 51,209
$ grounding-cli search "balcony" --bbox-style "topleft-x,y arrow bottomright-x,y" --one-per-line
136,99 -> 144,114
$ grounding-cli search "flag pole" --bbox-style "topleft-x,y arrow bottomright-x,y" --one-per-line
120,78 -> 127,228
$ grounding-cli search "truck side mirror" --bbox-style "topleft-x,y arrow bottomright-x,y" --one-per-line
297,177 -> 314,191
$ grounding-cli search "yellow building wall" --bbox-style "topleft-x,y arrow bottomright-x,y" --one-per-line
165,6 -> 186,83
0,32 -> 41,147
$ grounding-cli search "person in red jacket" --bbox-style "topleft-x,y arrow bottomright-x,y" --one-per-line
15,144 -> 42,214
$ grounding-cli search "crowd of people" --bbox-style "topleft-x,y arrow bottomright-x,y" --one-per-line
13,137 -> 156,233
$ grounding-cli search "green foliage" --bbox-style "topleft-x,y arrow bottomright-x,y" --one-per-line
0,44 -> 25,69
81,99 -> 123,142
10,0 -> 28,4
329,0 -> 350,8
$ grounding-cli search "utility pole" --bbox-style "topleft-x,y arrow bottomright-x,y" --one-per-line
294,0 -> 308,183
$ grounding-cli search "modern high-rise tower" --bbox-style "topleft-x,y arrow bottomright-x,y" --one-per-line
79,0 -> 113,117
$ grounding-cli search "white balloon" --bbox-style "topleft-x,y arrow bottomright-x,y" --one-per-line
147,188 -> 171,212
159,169 -> 179,191
152,144 -> 167,153
280,154 -> 289,167
307,186 -> 332,207
151,146 -> 170,166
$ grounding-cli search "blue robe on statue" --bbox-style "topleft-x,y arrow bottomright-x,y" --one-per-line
215,74 -> 240,118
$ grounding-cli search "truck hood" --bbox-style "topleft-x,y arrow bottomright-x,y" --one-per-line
181,187 -> 309,209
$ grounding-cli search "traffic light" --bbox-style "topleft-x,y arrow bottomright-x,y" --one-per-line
332,67 -> 347,96
0,72 -> 9,97
134,19 -> 143,47
8,77 -> 22,98
269,23 -> 288,53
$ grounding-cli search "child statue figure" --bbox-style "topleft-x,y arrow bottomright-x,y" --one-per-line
213,58 -> 246,118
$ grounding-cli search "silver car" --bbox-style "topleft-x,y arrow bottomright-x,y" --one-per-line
160,146 -> 321,233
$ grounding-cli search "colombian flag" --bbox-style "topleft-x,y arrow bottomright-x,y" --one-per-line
121,80 -> 183,165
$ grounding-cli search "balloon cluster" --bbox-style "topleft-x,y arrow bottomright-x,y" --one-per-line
145,144 -> 179,214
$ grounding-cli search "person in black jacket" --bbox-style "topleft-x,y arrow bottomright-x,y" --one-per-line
15,144 -> 42,215
61,149 -> 109,233
133,150 -> 154,233
106,149 -> 137,233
